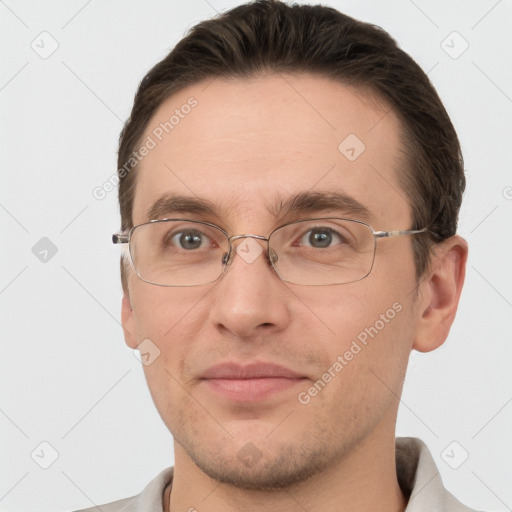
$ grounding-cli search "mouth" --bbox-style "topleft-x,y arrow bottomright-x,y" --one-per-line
200,362 -> 307,402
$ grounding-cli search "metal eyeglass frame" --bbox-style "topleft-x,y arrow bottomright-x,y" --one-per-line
112,217 -> 430,286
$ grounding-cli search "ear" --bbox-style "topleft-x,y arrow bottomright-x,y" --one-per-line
121,294 -> 138,350
413,235 -> 468,353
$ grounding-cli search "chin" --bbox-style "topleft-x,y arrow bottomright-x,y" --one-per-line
177,435 -> 339,491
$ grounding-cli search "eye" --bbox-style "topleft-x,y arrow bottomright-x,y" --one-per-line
169,229 -> 210,250
299,227 -> 345,248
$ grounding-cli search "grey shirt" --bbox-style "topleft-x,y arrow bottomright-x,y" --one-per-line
74,437 -> 481,512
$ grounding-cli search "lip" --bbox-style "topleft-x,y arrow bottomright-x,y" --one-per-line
200,362 -> 306,402
201,362 -> 302,380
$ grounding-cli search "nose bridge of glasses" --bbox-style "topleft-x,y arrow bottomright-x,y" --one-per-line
228,233 -> 268,243
222,233 -> 274,266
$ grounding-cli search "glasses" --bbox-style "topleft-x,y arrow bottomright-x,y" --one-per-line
112,218 -> 429,287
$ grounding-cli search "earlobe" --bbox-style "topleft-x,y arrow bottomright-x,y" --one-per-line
121,294 -> 138,349
413,236 -> 468,353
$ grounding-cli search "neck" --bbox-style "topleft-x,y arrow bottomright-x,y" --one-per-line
167,429 -> 407,512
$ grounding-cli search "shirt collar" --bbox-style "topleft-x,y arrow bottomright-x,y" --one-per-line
396,437 -> 476,511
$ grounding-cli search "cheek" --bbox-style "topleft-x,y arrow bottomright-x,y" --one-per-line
372,238 -> 418,291
294,293 -> 414,434
293,278 -> 414,386
141,360 -> 195,436
130,281 -> 213,339
129,285 -> 213,395
290,278 -> 399,341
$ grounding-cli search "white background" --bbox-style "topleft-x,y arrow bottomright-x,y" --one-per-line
1,1 -> 511,511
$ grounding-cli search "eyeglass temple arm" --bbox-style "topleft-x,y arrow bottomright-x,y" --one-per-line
374,227 -> 429,239
112,234 -> 129,244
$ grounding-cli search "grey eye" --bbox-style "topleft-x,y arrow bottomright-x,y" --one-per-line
171,230 -> 208,250
300,227 -> 342,248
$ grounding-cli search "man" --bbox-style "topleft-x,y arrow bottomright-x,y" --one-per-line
79,1 -> 475,510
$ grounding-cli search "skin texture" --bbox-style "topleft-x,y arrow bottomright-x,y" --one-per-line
121,73 -> 467,512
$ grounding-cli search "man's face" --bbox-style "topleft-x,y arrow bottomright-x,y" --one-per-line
123,74 -> 423,488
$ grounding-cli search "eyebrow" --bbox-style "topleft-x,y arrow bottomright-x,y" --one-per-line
269,191 -> 372,222
146,194 -> 223,221
145,190 -> 372,225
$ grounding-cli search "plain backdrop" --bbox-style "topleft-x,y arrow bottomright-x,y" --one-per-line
1,1 -> 511,511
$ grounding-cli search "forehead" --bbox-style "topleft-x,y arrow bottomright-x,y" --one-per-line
132,73 -> 411,229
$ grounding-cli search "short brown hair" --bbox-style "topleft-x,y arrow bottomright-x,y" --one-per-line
117,0 -> 465,293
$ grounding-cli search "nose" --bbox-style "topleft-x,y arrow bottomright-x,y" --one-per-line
208,237 -> 291,339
